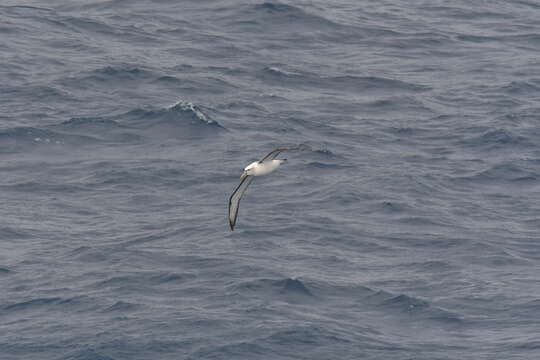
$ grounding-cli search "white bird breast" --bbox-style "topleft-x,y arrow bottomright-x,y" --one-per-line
246,160 -> 283,176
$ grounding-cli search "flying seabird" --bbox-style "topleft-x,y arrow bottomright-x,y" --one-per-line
228,146 -> 307,231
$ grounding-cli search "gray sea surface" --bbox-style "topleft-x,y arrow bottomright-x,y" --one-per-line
1,1 -> 540,359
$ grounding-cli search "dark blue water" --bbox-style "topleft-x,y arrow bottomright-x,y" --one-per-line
2,1 -> 540,359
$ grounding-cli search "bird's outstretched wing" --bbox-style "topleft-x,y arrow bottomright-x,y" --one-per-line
258,146 -> 305,163
228,175 -> 254,231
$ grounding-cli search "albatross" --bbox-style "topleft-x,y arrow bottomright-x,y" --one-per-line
228,146 -> 306,231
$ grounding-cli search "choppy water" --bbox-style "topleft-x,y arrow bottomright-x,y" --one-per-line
2,1 -> 540,359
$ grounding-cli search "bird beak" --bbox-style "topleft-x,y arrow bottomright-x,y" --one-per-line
240,171 -> 247,180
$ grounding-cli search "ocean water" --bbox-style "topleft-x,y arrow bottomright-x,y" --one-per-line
1,0 -> 540,359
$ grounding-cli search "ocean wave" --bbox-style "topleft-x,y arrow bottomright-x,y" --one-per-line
66,100 -> 222,132
455,33 -> 499,43
452,162 -> 538,185
224,1 -> 352,34
191,324 -> 354,359
503,33 -> 540,47
4,84 -> 76,102
306,161 -> 351,170
0,126 -> 102,153
423,6 -> 507,20
150,272 -> 197,284
263,325 -> 352,345
365,291 -> 463,324
120,100 -> 223,129
376,201 -> 408,214
1,5 -> 53,12
189,341 -> 268,360
3,297 -> 63,312
313,148 -> 338,157
0,226 -> 31,239
502,79 -> 540,95
169,100 -> 216,125
231,277 -> 315,302
460,128 -> 535,151
395,216 -> 453,228
93,270 -> 196,291
60,117 -> 123,128
101,301 -> 139,313
379,293 -> 429,311
259,66 -> 429,93
60,65 -> 161,90
81,66 -> 154,83
361,96 -> 434,114
0,100 -> 223,153
0,181 -> 89,194
61,349 -> 117,360
58,15 -> 158,43
62,63 -> 240,98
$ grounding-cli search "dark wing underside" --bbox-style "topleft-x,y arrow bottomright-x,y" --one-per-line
258,146 -> 304,163
228,175 -> 254,231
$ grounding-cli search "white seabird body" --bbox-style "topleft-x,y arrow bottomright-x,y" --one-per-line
241,159 -> 286,180
228,146 -> 308,230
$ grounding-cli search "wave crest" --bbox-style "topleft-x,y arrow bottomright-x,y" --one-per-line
168,100 -> 216,125
0,100 -> 223,152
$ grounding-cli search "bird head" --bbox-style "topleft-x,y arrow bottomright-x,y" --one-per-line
241,162 -> 258,180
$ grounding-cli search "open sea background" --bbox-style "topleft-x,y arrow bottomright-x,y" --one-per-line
1,0 -> 540,359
